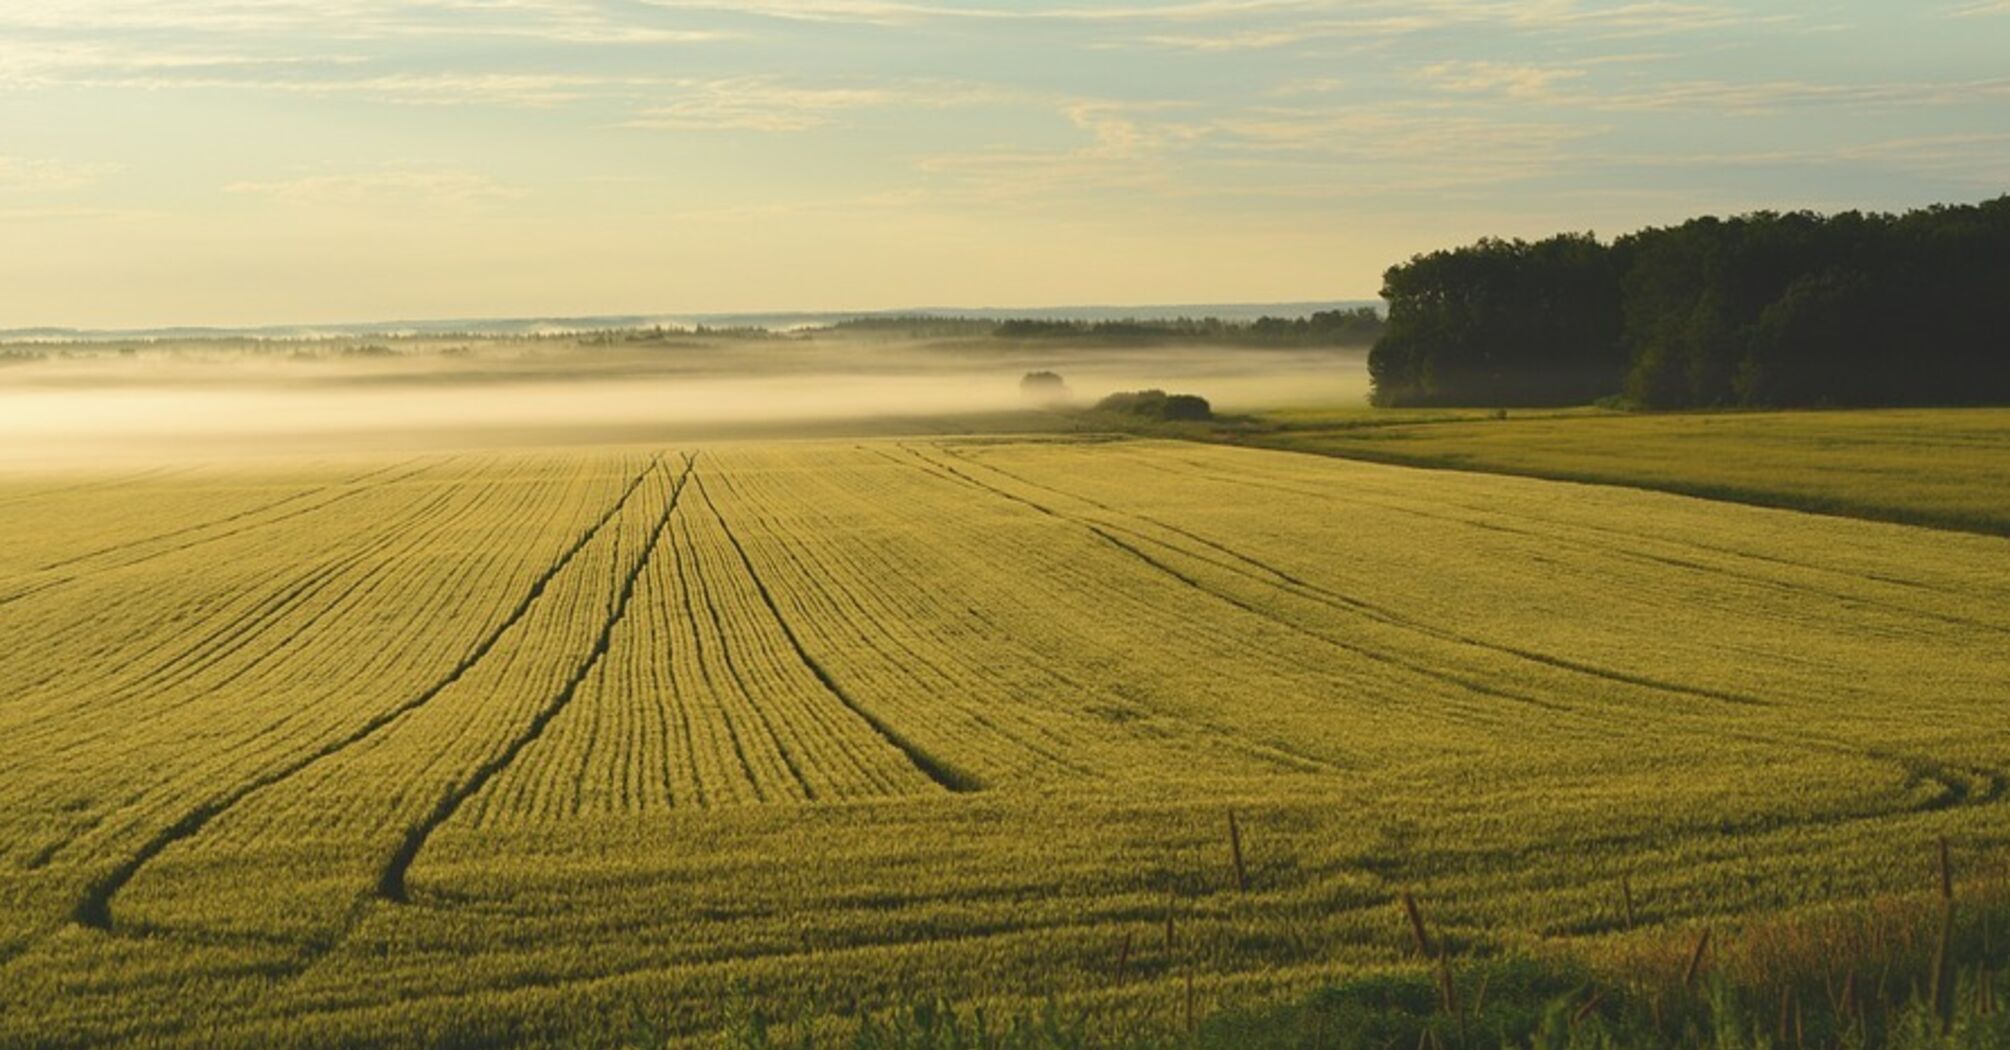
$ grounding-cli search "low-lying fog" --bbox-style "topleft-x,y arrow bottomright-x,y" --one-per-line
0,335 -> 1369,466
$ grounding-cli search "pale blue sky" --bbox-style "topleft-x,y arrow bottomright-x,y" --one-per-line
3,1 -> 2006,327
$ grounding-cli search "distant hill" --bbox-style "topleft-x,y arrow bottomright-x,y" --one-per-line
0,301 -> 1379,344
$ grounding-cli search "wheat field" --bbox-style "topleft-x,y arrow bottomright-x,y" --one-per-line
1237,407 -> 2010,536
1,437 -> 2006,1047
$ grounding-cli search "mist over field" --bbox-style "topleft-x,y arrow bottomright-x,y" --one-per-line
11,0 -> 2009,1043
0,336 -> 1368,464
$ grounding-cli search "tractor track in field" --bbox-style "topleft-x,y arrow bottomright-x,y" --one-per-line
897,445 -> 1574,714
9,472 -> 477,763
1874,751 -> 2007,811
5,483 -> 464,778
23,461 -> 611,785
694,463 -> 979,795
32,458 -> 423,574
669,509 -> 786,804
375,453 -> 695,904
0,459 -> 443,612
0,464 -> 195,511
1136,452 -> 2010,640
124,756 -> 2010,1050
665,516 -> 721,808
851,445 -> 1333,776
10,440 -> 2010,1027
23,472 -> 472,752
68,457 -> 667,932
741,455 -> 1099,780
922,444 -> 1773,712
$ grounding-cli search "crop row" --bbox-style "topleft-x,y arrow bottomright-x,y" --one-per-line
1,438 -> 2006,1048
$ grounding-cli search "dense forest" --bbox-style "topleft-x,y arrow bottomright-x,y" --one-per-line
1369,197 -> 2010,408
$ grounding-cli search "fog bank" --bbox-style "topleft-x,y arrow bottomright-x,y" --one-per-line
0,339 -> 1368,465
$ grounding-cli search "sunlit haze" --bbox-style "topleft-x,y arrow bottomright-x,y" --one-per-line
6,1 -> 2008,328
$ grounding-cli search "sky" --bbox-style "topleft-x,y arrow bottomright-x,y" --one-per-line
2,1 -> 2007,329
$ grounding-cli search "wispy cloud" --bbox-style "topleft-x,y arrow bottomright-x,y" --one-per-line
226,169 -> 525,207
337,72 -> 669,108
0,205 -> 161,223
916,100 -> 1204,201
1405,56 -> 2010,115
0,40 -> 365,88
636,0 -> 1784,37
622,78 -> 904,131
915,94 -> 1598,206
621,77 -> 1018,131
1608,132 -> 2010,185
1573,76 -> 2010,113
1139,27 -> 1332,51
0,156 -> 112,193
630,1 -> 1349,27
1207,106 -> 1599,193
6,0 -> 2006,327
2,56 -> 696,108
1106,4 -> 1795,55
1266,76 -> 1347,97
1417,60 -> 1587,100
0,0 -> 737,41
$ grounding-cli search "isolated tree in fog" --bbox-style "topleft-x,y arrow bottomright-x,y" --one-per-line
1020,371 -> 1069,405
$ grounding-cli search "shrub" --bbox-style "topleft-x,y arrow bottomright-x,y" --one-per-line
1094,389 -> 1212,422
1020,371 -> 1070,405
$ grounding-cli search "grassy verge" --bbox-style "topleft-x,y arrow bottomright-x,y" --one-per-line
708,858 -> 2010,1049
1161,406 -> 2010,537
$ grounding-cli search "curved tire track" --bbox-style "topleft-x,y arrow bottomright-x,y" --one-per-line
900,445 -> 1571,713
928,444 -> 1771,710
72,458 -> 664,931
693,464 -> 979,795
0,460 -> 441,612
377,453 -> 694,903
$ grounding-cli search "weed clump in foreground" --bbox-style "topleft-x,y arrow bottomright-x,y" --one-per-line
1174,845 -> 2009,1050
703,845 -> 2010,1050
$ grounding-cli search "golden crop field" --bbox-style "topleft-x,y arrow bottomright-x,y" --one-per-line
1,437 -> 2007,1048
1232,407 -> 2010,536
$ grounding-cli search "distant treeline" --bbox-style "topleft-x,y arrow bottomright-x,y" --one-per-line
1369,196 -> 2010,408
827,309 -> 1383,347
578,324 -> 785,345
823,316 -> 998,339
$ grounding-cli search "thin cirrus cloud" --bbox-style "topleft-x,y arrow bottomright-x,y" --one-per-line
0,0 -> 734,40
916,100 -> 1207,202
0,156 -> 114,193
632,0 -> 1787,37
912,99 -> 1599,208
224,170 -> 526,208
1415,60 -> 1589,100
619,78 -> 1022,132
1,0 -> 2007,326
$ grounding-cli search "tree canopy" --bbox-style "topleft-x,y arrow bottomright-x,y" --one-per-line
1369,197 -> 2010,408
1095,389 -> 1213,421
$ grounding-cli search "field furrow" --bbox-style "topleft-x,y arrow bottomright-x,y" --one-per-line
2,435 -> 2006,1049
66,456 -> 667,931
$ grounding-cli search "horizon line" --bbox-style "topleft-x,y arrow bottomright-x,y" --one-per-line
0,298 -> 1385,342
